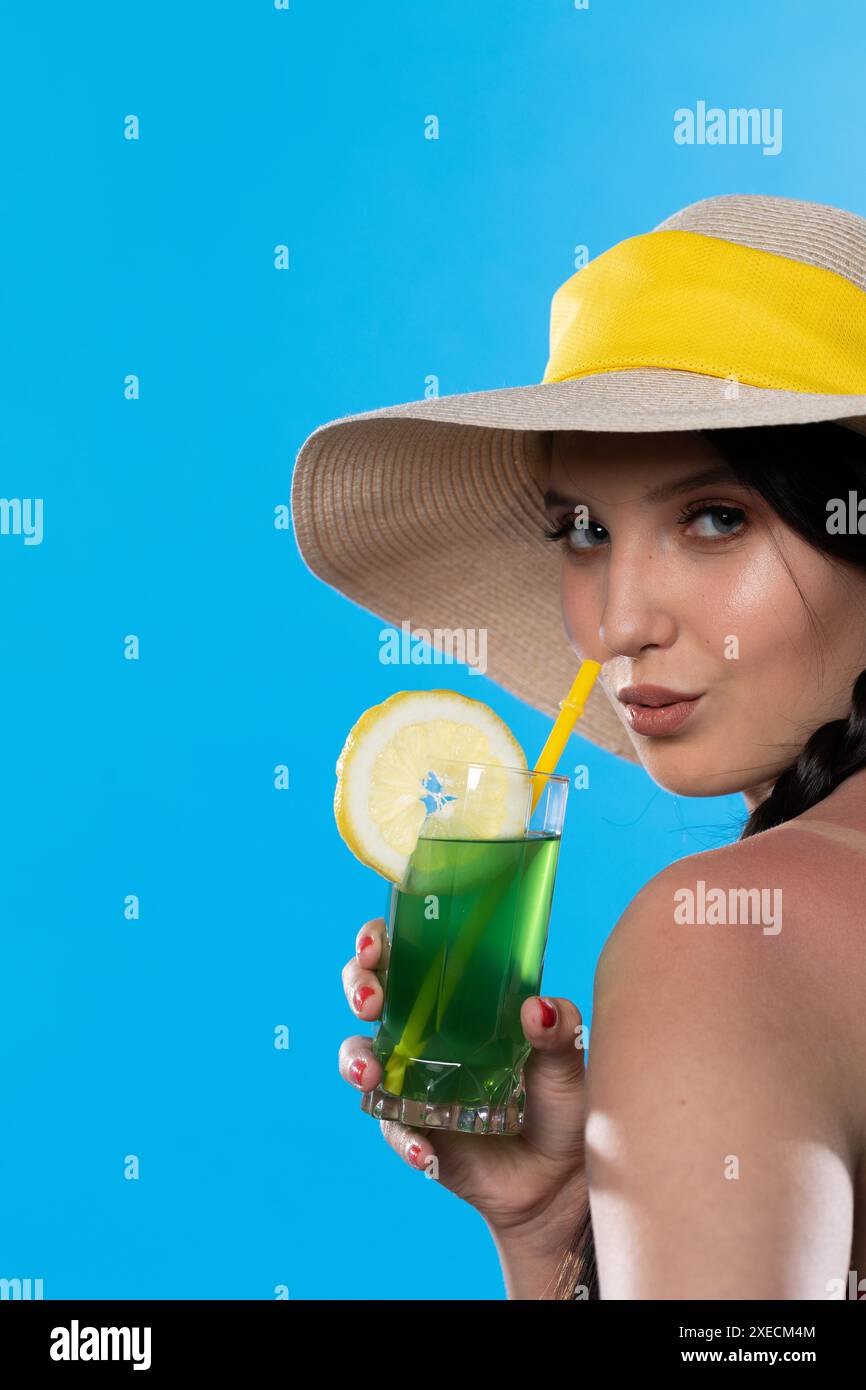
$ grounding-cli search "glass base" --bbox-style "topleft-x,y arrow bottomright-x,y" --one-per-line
360,1082 -> 525,1135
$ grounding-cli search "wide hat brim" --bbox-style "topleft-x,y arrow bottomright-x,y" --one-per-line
291,366 -> 866,765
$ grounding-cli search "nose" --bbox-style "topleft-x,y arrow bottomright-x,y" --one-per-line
596,545 -> 678,658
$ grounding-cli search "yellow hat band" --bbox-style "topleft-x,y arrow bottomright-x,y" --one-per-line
542,229 -> 866,396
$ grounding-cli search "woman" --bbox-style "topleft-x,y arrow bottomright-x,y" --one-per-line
292,193 -> 866,1299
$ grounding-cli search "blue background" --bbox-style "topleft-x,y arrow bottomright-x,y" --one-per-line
0,0 -> 859,1300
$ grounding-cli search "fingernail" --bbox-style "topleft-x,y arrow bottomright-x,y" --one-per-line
538,997 -> 557,1028
349,1057 -> 367,1087
407,1143 -> 424,1169
353,984 -> 375,1013
357,934 -> 374,955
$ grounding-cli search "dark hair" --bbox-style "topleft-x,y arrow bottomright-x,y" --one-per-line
550,420 -> 866,1300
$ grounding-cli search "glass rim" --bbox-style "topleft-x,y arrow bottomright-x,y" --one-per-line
426,756 -> 569,784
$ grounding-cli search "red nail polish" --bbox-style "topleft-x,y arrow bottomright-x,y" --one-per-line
349,1057 -> 367,1087
353,984 -> 375,1013
357,934 -> 374,954
539,998 -> 557,1028
407,1143 -> 423,1168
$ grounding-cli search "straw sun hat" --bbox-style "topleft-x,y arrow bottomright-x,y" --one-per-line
291,193 -> 866,765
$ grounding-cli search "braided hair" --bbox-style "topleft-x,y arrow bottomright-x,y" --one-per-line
552,420 -> 866,1300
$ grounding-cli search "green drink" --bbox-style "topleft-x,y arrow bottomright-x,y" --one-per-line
336,676 -> 598,1133
361,760 -> 568,1135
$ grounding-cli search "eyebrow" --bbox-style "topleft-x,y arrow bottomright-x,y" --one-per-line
543,465 -> 741,510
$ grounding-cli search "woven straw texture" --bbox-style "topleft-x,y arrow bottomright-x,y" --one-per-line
292,194 -> 866,763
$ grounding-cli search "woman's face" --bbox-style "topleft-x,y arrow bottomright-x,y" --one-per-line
544,430 -> 866,805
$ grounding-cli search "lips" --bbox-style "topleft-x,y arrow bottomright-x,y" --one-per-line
617,684 -> 704,707
616,684 -> 704,738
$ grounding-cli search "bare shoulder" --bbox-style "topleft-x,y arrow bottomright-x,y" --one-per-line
600,820 -> 864,996
585,829 -> 861,1297
594,822 -> 866,1151
597,831 -> 798,986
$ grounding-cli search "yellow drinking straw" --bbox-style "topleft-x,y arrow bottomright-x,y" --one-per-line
529,659 -> 602,814
381,659 -> 602,1097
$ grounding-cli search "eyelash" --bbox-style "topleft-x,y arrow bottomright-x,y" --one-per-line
542,500 -> 748,550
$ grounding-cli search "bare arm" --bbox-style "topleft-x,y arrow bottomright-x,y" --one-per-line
584,853 -> 857,1299
487,1203 -> 589,1299
488,1233 -> 569,1300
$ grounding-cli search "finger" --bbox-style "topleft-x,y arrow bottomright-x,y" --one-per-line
379,1119 -> 438,1176
355,917 -> 388,970
340,958 -> 384,1020
338,1035 -> 382,1092
520,996 -> 588,1159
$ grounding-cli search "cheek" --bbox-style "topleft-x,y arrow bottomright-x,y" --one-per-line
682,565 -> 819,688
724,547 -> 823,670
560,558 -> 598,649
692,555 -> 780,654
557,543 -> 802,662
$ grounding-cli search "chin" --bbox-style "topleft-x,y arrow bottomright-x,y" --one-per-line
632,744 -> 745,799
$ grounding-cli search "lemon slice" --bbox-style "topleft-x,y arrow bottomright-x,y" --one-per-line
334,690 -> 528,882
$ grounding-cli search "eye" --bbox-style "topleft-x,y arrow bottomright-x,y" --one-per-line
541,500 -> 749,552
542,514 -> 609,551
678,502 -> 747,540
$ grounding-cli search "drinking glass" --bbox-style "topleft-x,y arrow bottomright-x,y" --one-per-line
360,759 -> 568,1135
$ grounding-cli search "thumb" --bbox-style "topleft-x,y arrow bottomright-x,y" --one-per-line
519,995 -> 587,1160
